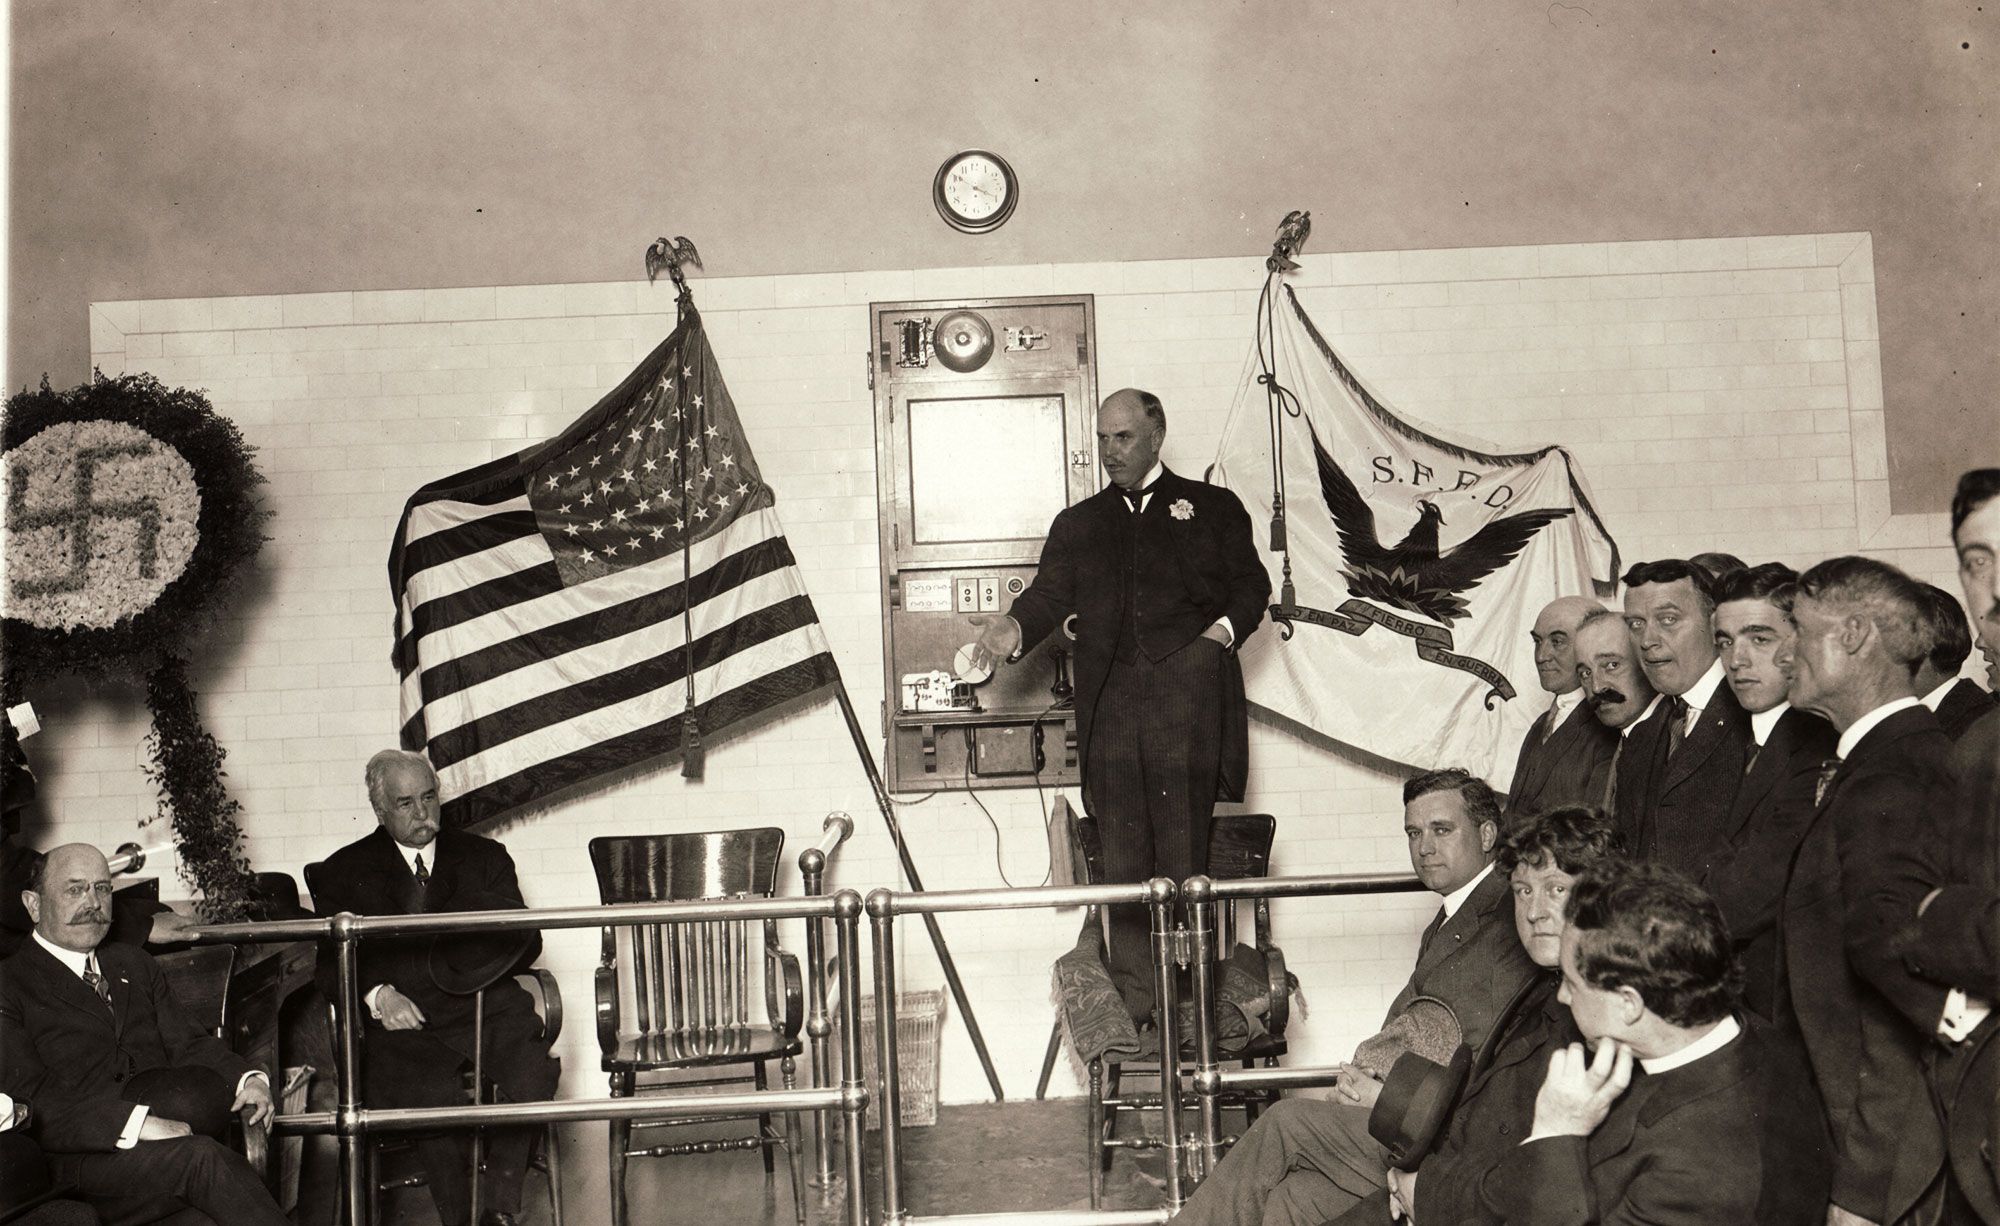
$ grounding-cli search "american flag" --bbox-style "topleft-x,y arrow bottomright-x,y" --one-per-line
388,305 -> 839,828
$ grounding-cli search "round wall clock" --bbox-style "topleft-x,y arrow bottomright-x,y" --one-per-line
933,150 -> 1018,234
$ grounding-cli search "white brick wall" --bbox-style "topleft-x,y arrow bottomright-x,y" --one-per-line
19,233 -> 1967,1184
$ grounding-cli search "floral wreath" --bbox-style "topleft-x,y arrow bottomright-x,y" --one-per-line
3,372 -> 273,919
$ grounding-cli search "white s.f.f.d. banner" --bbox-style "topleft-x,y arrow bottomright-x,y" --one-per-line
1210,284 -> 1620,790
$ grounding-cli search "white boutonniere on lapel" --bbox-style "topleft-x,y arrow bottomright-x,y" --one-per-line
1169,498 -> 1194,521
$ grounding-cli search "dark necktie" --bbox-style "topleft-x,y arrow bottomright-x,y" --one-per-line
1665,695 -> 1690,758
1417,907 -> 1447,960
82,961 -> 111,1006
1120,482 -> 1157,513
413,852 -> 430,885
1814,757 -> 1842,806
1742,740 -> 1762,776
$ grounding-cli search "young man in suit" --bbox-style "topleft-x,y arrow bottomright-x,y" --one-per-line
1783,556 -> 1959,1225
1914,580 -> 1998,742
0,844 -> 286,1226
1698,562 -> 1836,1022
967,387 -> 1270,1023
1469,860 -> 1828,1225
1507,596 -> 1620,820
312,750 -> 559,1226
1169,770 -> 1535,1226
1615,558 -> 1751,877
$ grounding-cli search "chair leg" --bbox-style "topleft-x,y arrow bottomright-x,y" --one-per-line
1087,1057 -> 1104,1210
609,1072 -> 633,1226
1036,1018 -> 1064,1100
544,1123 -> 565,1226
754,1063 -> 775,1177
782,1056 -> 807,1226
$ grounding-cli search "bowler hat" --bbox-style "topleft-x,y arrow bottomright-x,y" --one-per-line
1353,994 -> 1463,1074
1368,1045 -> 1472,1171
122,1066 -> 234,1140
425,889 -> 536,997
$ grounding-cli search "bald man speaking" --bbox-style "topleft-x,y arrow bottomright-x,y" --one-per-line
1508,596 -> 1621,818
969,388 -> 1270,1024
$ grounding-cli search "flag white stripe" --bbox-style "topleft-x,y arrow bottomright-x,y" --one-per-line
402,535 -> 556,611
398,507 -> 790,735
414,565 -> 810,740
435,623 -> 828,799
401,494 -> 534,546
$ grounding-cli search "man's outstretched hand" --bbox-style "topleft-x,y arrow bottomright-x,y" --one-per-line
965,614 -> 1022,675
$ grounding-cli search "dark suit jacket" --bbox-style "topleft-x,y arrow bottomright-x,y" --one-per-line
1904,706 -> 2000,997
1406,973 -> 1575,1226
1614,678 -> 1751,879
1700,706 -> 1836,1021
1377,867 -> 1538,1061
1781,704 -> 1953,1221
1474,1017 -> 1827,1226
1007,469 -> 1270,801
310,826 -> 540,1029
1934,676 -> 1999,743
0,939 -> 251,1154
1508,699 -> 1620,819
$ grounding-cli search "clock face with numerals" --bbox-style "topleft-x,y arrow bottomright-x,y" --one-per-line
934,150 -> 1018,233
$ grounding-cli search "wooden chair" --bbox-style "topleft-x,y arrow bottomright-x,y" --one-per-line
301,862 -> 564,1226
587,829 -> 806,1226
1071,812 -> 1291,1207
155,945 -> 238,1039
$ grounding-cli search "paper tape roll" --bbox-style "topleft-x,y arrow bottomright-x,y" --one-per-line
953,643 -> 994,686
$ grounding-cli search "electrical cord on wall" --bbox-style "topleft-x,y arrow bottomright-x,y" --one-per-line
958,697 -> 1068,889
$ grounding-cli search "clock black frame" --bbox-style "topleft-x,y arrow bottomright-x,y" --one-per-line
932,149 -> 1019,234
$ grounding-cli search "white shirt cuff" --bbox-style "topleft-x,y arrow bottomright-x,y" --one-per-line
1209,617 -> 1235,649
1939,988 -> 1991,1043
236,1069 -> 269,1097
117,1104 -> 148,1148
365,984 -> 388,1018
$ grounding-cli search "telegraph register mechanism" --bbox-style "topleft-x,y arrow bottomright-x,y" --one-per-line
869,295 -> 1099,793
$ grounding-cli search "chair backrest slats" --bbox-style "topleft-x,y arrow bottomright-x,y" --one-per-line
589,828 -> 785,1047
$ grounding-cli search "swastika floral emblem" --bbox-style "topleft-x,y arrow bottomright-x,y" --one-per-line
3,419 -> 201,631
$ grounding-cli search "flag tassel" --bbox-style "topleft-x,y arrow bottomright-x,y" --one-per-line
680,711 -> 705,780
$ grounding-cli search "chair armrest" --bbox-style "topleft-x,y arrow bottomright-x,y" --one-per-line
1263,946 -> 1290,1038
763,922 -> 804,1040
518,968 -> 563,1044
595,965 -> 618,1056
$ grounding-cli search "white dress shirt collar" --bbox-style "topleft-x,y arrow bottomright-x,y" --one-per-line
1123,460 -> 1168,513
1680,657 -> 1727,715
1749,702 -> 1790,746
1621,695 -> 1663,739
389,836 -> 438,876
1921,677 -> 1959,712
1836,696 -> 1923,760
1549,687 -> 1584,725
32,930 -> 100,978
1440,861 -> 1495,921
1640,1013 -> 1741,1075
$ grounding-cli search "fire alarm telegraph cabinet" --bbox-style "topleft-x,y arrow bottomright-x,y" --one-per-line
869,296 -> 1100,793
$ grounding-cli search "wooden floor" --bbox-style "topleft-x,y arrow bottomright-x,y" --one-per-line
324,1099 -> 1171,1226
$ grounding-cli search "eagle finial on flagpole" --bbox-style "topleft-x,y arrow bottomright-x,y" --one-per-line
1266,210 -> 1311,274
645,236 -> 704,311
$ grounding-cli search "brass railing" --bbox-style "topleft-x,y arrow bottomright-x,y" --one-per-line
191,890 -> 870,1226
800,810 -> 856,1188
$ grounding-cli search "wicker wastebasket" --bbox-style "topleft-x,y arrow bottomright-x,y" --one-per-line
846,988 -> 947,1128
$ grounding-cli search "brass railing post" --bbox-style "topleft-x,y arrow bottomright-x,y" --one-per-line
801,811 -> 852,1190
1182,875 -> 1222,1180
869,888 -> 906,1225
833,890 -> 869,1226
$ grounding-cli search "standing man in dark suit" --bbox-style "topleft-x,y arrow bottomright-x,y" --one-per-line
1699,562 -> 1835,1022
1171,770 -> 1535,1226
0,844 -> 287,1226
1915,581 -> 1998,742
967,387 -> 1270,1023
1616,558 -> 1751,877
1507,596 -> 1620,820
1783,556 -> 1958,1225
1469,860 -> 1828,1225
312,750 -> 559,1226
